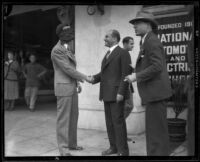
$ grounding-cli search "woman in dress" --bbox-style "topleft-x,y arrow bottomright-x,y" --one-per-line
4,50 -> 20,111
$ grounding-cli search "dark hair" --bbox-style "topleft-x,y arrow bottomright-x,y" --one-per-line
122,36 -> 133,44
29,53 -> 37,58
5,49 -> 16,61
111,29 -> 120,42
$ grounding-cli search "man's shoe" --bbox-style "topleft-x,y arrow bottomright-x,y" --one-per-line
69,146 -> 83,151
117,152 -> 129,156
29,109 -> 35,112
127,137 -> 132,142
6,107 -> 14,111
102,148 -> 117,156
61,153 -> 72,156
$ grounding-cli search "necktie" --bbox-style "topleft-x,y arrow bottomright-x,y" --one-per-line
139,40 -> 142,50
105,50 -> 111,59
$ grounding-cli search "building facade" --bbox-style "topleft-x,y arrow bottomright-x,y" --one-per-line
3,4 -> 194,134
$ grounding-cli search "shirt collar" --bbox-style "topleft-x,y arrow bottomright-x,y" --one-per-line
64,43 -> 68,50
63,26 -> 70,30
141,32 -> 148,45
109,44 -> 118,53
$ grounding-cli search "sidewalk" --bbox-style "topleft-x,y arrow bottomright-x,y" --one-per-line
4,102 -> 187,156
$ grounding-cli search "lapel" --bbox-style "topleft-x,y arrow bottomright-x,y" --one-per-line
101,46 -> 120,71
136,32 -> 153,64
58,41 -> 77,65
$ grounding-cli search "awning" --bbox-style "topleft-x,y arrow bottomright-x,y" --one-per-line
9,5 -> 60,16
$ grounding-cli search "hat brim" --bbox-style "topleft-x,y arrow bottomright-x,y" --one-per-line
129,17 -> 158,28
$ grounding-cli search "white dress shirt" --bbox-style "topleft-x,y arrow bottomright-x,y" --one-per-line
106,44 -> 118,58
141,32 -> 148,45
109,44 -> 118,53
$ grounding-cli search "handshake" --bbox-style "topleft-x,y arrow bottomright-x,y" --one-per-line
85,75 -> 95,84
77,75 -> 94,93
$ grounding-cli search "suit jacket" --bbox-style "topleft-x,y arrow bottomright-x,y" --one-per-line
51,40 -> 86,97
4,60 -> 20,81
136,32 -> 172,104
93,46 -> 132,102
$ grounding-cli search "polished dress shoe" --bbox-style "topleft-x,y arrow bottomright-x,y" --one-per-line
61,153 -> 72,156
69,146 -> 83,150
127,137 -> 132,142
117,152 -> 129,156
102,148 -> 117,156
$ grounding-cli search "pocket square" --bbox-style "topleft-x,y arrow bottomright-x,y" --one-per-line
141,55 -> 144,58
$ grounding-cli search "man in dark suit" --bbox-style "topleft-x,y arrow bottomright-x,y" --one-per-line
125,11 -> 172,156
122,36 -> 134,120
122,36 -> 134,142
89,29 -> 132,156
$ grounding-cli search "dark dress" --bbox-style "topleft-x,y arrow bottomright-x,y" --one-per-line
4,60 -> 20,100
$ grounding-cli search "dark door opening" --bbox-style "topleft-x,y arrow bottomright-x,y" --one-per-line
4,8 -> 60,96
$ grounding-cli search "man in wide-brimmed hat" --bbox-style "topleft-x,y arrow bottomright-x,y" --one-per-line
125,11 -> 172,156
51,23 -> 91,156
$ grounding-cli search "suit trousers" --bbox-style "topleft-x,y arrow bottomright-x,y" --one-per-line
104,101 -> 129,154
56,92 -> 78,155
146,100 -> 170,156
124,92 -> 133,119
24,86 -> 38,109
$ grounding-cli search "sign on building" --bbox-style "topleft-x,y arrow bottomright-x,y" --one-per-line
156,15 -> 193,81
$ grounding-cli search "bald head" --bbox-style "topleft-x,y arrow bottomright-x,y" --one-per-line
104,29 -> 120,47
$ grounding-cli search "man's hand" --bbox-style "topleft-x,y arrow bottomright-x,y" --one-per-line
124,73 -> 136,83
116,94 -> 124,103
77,84 -> 82,93
37,74 -> 43,79
86,75 -> 94,83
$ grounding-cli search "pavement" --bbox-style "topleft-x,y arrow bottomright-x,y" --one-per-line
4,101 -> 188,157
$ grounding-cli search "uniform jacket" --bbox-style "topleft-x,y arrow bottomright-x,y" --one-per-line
4,60 -> 20,81
136,31 -> 172,104
93,46 -> 132,102
51,40 -> 86,97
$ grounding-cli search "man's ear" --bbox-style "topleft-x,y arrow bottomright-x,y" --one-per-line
115,37 -> 118,43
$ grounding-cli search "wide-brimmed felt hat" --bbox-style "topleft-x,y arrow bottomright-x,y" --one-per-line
56,23 -> 74,43
129,11 -> 158,29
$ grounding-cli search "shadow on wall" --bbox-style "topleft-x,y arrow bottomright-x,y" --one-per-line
93,6 -> 112,27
